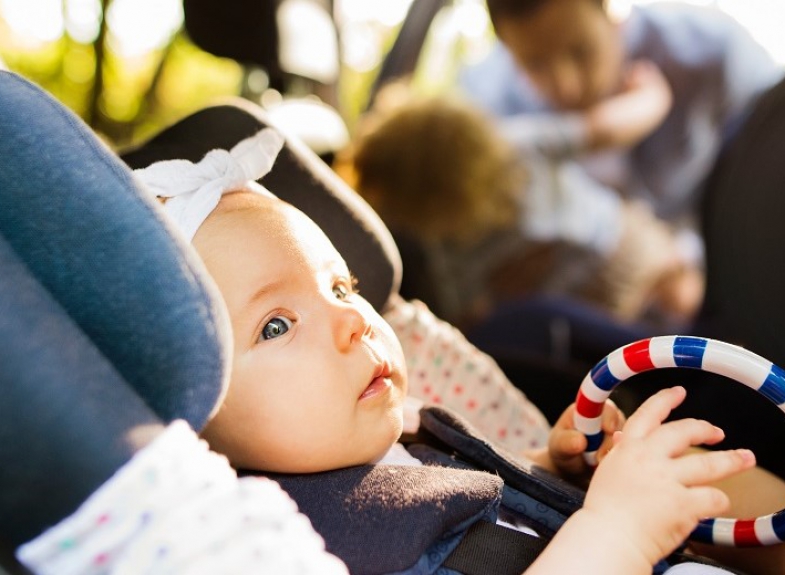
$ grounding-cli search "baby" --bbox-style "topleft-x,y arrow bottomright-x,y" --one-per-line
135,128 -> 775,574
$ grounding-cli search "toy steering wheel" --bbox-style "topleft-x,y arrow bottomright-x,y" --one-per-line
574,335 -> 785,547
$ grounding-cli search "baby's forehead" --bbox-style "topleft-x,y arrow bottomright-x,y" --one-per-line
196,189 -> 293,250
215,187 -> 285,213
215,191 -> 318,236
212,190 -> 349,265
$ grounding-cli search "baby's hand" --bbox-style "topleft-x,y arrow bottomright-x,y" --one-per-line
581,386 -> 756,568
585,59 -> 673,150
546,399 -> 625,486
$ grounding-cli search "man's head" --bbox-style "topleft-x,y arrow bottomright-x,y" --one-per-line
487,0 -> 624,110
194,190 -> 408,473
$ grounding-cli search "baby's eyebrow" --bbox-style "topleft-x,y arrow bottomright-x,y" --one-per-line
243,279 -> 285,312
320,258 -> 352,279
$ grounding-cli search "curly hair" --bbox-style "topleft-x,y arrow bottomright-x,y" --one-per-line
351,94 -> 525,245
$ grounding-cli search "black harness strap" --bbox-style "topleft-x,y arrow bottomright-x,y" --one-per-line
442,521 -> 549,575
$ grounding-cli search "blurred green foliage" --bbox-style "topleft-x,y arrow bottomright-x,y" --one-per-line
0,0 -> 489,151
0,2 -> 244,150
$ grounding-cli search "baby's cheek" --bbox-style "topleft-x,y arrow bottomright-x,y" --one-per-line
396,367 -> 409,398
381,325 -> 408,386
373,412 -> 405,463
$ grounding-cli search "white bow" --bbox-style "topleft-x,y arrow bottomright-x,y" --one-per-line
134,128 -> 285,242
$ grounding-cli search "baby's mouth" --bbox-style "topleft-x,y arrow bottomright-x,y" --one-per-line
360,362 -> 393,400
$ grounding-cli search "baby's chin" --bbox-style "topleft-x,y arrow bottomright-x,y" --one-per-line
361,412 -> 405,465
241,409 -> 406,474
303,438 -> 401,472
279,429 -> 404,474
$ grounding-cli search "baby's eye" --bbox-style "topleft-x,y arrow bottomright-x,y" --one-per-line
332,274 -> 359,301
260,316 -> 292,341
333,283 -> 350,300
333,276 -> 358,300
334,274 -> 359,300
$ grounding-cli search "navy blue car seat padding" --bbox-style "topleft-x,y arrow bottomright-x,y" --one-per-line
0,233 -> 167,549
265,404 -> 739,575
0,70 -> 231,431
261,405 -> 581,575
120,98 -> 402,314
268,462 -> 504,574
416,407 -> 585,522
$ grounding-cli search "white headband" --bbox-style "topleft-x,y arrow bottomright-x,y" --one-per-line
134,128 -> 285,242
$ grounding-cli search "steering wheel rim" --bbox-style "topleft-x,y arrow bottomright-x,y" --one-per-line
574,335 -> 785,546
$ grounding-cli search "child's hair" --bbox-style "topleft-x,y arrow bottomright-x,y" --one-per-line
351,90 -> 524,245
485,0 -> 606,27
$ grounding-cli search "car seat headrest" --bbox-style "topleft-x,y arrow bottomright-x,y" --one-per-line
0,71 -> 231,431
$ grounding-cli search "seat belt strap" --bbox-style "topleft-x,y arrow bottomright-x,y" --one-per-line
442,521 -> 548,575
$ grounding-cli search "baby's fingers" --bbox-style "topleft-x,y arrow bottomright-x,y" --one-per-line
677,449 -> 756,487
650,417 -> 726,457
683,486 -> 733,523
601,399 -> 626,434
623,386 -> 687,439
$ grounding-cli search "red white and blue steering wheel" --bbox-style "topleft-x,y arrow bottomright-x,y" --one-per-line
574,335 -> 785,547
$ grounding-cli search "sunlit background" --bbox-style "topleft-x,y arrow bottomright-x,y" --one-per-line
2,0 -> 784,148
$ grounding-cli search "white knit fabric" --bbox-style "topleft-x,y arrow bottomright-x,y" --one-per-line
134,128 -> 285,242
17,421 -> 347,575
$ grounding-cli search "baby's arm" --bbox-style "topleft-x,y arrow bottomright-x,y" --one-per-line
526,387 -> 755,575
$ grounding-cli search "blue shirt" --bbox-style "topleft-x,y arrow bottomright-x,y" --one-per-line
460,2 -> 784,225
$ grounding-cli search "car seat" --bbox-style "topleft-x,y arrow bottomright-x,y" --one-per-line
0,70 -> 400,572
0,68 -> 232,573
0,70 -> 559,575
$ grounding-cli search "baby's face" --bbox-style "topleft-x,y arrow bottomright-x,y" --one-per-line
195,191 -> 407,473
